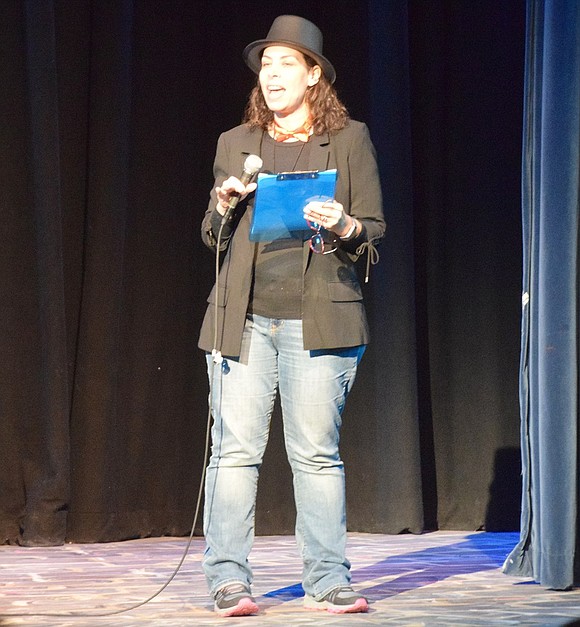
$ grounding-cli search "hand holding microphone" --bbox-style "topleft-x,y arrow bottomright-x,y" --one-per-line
217,154 -> 263,224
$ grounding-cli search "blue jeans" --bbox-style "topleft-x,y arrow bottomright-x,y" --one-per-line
203,314 -> 365,600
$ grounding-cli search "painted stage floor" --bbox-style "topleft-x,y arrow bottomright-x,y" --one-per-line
1,531 -> 580,626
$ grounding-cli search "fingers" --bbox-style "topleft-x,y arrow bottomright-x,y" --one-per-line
303,200 -> 346,231
216,177 -> 245,202
215,177 -> 257,212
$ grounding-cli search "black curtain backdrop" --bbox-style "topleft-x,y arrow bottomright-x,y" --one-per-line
0,0 -> 525,546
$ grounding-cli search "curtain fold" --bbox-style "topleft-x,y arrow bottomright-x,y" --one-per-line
66,0 -> 134,540
10,0 -> 70,547
503,0 -> 580,589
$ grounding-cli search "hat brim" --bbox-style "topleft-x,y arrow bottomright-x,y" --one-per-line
243,39 -> 336,84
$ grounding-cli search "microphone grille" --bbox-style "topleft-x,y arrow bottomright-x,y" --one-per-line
244,154 -> 263,175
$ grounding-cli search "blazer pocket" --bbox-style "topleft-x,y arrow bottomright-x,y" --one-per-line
327,280 -> 363,302
207,283 -> 228,307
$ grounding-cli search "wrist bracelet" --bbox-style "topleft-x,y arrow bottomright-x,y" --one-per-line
339,219 -> 358,240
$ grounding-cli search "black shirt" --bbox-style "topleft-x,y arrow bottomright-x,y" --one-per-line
248,134 -> 312,319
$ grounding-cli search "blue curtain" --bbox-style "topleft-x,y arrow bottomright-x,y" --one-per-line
503,0 -> 580,589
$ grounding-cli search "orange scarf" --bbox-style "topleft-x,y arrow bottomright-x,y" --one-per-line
272,120 -> 312,142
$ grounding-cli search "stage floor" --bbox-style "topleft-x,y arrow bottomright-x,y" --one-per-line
1,531 -> 579,626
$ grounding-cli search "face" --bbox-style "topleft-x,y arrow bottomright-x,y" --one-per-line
259,45 -> 321,122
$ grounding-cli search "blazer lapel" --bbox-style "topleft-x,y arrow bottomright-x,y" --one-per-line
240,129 -> 265,165
303,132 -> 332,272
307,132 -> 331,172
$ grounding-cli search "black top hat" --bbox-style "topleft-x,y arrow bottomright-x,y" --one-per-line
243,15 -> 336,84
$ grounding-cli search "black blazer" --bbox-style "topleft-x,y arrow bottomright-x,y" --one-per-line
198,120 -> 386,357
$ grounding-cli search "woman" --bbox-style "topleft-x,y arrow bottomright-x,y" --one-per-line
199,15 -> 385,617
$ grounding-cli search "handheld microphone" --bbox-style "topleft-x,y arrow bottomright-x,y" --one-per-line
221,154 -> 263,224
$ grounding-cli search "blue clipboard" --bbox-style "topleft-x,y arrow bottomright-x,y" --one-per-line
249,169 -> 337,242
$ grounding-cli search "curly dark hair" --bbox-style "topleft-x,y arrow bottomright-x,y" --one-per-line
242,53 -> 349,135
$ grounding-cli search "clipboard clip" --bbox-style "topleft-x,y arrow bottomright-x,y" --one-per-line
276,170 -> 320,181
